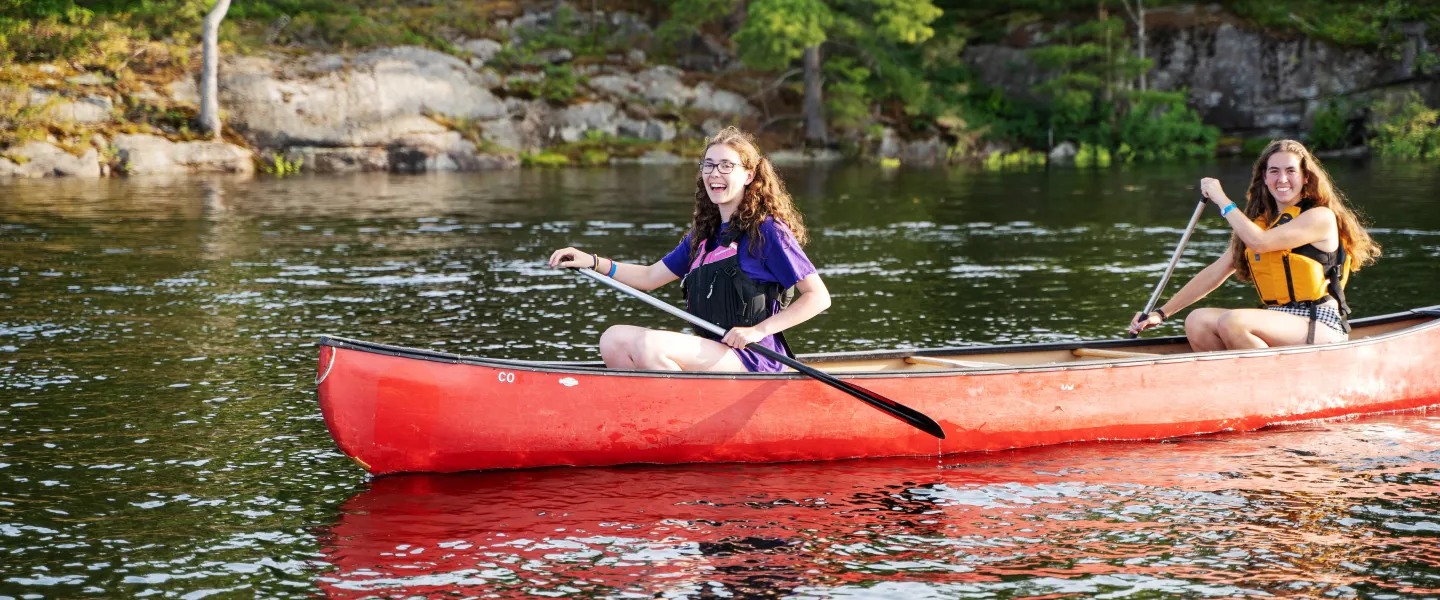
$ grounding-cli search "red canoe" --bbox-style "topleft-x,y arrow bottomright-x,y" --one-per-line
316,306 -> 1440,475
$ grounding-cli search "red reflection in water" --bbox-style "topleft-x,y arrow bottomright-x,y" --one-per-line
317,415 -> 1440,598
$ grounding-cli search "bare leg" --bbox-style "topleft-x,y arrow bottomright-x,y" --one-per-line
1184,308 -> 1229,352
1215,308 -> 1347,349
598,325 -> 748,372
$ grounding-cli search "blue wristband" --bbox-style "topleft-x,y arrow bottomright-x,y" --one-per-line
1220,204 -> 1237,217
608,260 -> 618,278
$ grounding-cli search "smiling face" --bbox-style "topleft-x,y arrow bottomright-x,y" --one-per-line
1265,151 -> 1307,206
701,144 -> 754,215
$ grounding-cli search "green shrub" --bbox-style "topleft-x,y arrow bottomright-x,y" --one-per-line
1309,101 -> 1351,150
1114,91 -> 1218,162
1074,142 -> 1110,167
1367,91 -> 1440,159
983,148 -> 1045,170
522,151 -> 570,167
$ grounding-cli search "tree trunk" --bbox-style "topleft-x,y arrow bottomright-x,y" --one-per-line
802,45 -> 826,146
1120,0 -> 1147,92
200,0 -> 232,140
1136,0 -> 1146,91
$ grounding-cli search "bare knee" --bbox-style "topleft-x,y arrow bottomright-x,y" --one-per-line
1184,309 -> 1224,351
1215,311 -> 1245,338
599,325 -> 641,366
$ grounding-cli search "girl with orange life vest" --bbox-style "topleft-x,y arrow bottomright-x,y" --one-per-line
1128,139 -> 1379,349
547,127 -> 831,372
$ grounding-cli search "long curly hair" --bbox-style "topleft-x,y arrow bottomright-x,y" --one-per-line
688,127 -> 808,260
1229,139 -> 1380,282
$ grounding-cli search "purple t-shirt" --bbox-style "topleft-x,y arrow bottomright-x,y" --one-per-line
661,218 -> 817,373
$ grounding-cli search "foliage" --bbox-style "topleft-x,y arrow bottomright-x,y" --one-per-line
1308,100 -> 1352,151
653,0 -> 736,47
522,150 -> 571,167
733,0 -> 832,71
260,152 -> 303,176
503,64 -> 585,105
1228,0 -> 1432,48
982,148 -> 1046,170
1113,90 -> 1218,161
1074,142 -> 1110,167
1367,91 -> 1440,159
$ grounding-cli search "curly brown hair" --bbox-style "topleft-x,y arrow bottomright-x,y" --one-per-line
1228,139 -> 1380,282
688,127 -> 809,260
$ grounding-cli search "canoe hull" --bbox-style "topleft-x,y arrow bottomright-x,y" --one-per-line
317,313 -> 1440,475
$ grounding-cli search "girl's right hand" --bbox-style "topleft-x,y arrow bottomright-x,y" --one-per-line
1128,311 -> 1163,335
548,247 -> 597,269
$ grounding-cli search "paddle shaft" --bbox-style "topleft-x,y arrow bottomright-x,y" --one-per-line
571,267 -> 946,439
1130,198 -> 1209,338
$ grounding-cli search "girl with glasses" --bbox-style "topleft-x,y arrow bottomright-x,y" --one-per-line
548,127 -> 831,372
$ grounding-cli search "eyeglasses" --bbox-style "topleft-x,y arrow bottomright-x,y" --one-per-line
698,160 -> 740,174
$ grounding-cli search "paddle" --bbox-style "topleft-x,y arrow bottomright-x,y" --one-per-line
1130,198 -> 1209,339
570,267 -> 946,440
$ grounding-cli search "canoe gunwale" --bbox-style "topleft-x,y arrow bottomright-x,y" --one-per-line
317,305 -> 1440,379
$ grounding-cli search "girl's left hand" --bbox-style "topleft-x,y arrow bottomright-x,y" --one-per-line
1199,178 -> 1229,206
721,326 -> 767,349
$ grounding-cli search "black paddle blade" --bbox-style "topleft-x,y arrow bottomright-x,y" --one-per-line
747,343 -> 946,439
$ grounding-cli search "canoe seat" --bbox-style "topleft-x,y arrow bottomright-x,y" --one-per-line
1072,348 -> 1157,359
905,356 -> 1008,369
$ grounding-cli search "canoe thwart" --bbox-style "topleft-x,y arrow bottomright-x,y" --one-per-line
1073,348 -> 1158,359
905,356 -> 1008,369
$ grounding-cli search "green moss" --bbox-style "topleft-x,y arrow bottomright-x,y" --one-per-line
522,151 -> 570,167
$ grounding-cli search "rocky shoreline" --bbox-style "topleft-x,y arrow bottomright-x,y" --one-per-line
2,4 -> 1434,179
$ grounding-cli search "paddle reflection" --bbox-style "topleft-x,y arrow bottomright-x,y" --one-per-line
316,415 -> 1440,598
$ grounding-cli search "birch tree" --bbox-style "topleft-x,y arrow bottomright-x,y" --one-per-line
200,0 -> 232,140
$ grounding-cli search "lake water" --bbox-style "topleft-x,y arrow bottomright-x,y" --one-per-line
2,161 -> 1438,598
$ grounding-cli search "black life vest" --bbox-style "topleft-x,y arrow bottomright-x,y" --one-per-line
679,227 -> 795,356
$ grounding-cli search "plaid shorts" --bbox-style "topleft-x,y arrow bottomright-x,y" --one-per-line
1266,303 -> 1346,334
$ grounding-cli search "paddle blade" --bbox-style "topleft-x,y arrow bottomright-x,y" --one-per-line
839,378 -> 948,440
748,343 -> 946,439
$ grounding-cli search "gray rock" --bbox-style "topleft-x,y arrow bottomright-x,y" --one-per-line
1048,141 -> 1078,165
633,150 -> 688,165
284,147 -> 389,173
635,66 -> 695,107
626,49 -> 647,66
964,7 -> 1411,136
5,142 -> 101,178
113,134 -> 254,175
587,73 -> 640,99
690,82 -> 757,116
538,48 -> 574,64
462,39 -> 504,65
878,128 -> 902,159
385,130 -> 518,173
643,119 -> 676,142
166,77 -> 200,105
555,102 -> 619,142
903,137 -> 946,167
0,157 -> 17,177
221,48 -> 507,148
129,84 -> 164,103
700,119 -> 726,135
767,149 -> 845,165
28,88 -> 55,104
49,95 -> 113,123
66,73 -> 112,86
